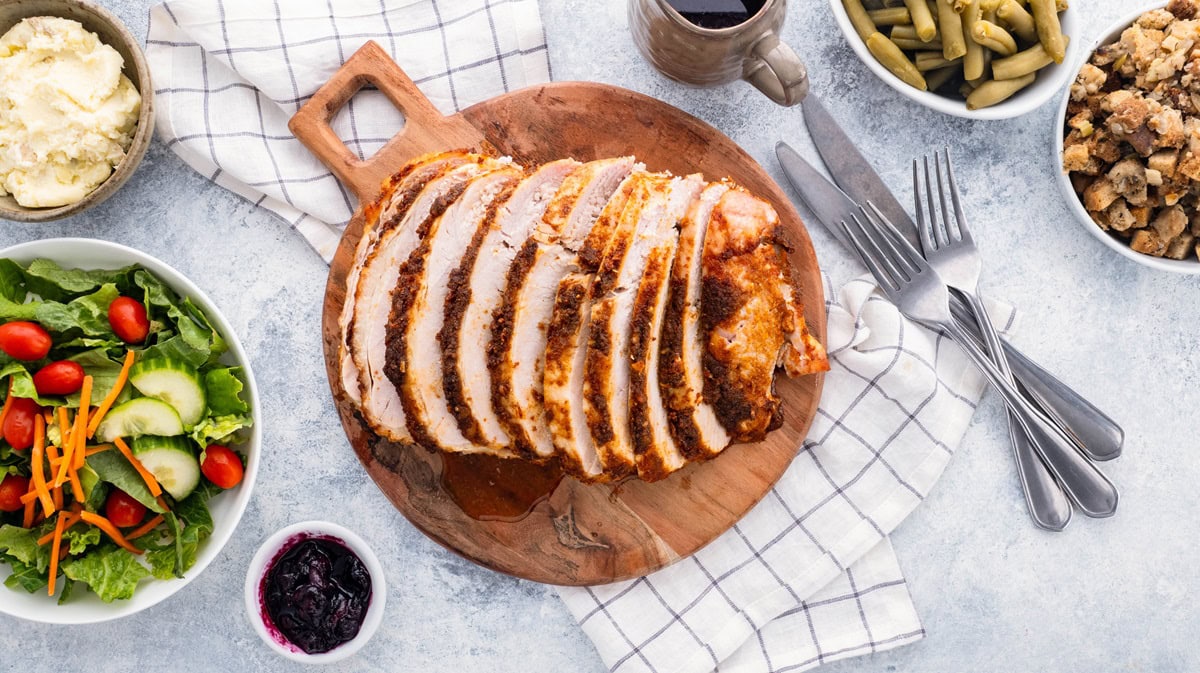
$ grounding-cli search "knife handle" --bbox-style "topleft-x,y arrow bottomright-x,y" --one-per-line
949,295 -> 1124,462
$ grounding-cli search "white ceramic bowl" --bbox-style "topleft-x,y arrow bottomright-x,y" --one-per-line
828,0 -> 1080,119
0,238 -> 261,623
244,521 -> 386,665
1053,3 -> 1200,274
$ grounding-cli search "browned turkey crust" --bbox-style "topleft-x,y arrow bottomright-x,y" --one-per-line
699,188 -> 830,443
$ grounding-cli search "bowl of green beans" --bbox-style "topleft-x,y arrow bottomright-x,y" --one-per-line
831,0 -> 1079,119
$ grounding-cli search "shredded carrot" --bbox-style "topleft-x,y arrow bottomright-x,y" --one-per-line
66,464 -> 84,502
46,445 -> 64,510
87,351 -> 134,438
127,515 -> 165,540
21,497 -> 34,528
0,379 -> 12,430
19,490 -> 39,505
47,511 -> 68,595
30,416 -> 54,517
78,511 -> 142,555
72,377 -> 92,470
155,495 -> 169,511
55,407 -> 73,480
41,409 -> 53,424
85,444 -> 112,457
38,511 -> 79,545
113,437 -> 162,498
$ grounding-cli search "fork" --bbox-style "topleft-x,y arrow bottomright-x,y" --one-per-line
914,151 -> 1071,531
922,151 -> 1121,463
840,203 -> 1119,518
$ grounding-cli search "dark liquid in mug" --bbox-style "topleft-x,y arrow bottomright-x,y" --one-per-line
667,0 -> 767,29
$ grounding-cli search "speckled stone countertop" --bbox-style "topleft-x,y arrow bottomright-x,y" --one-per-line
0,0 -> 1193,671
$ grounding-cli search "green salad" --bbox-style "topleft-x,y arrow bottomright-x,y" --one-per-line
0,258 -> 253,603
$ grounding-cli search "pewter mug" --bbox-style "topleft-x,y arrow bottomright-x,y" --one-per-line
629,0 -> 808,106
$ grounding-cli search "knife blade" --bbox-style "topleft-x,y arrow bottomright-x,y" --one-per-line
774,141 -> 858,248
800,95 -> 920,249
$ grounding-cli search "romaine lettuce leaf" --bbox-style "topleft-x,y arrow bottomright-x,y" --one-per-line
86,451 -> 167,513
0,524 -> 50,572
34,284 -> 120,337
190,414 -> 252,446
140,334 -> 208,369
62,545 -> 150,602
65,349 -> 128,408
204,367 -> 248,415
64,526 -> 101,555
3,555 -> 47,593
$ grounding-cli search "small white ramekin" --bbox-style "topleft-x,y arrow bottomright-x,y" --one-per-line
244,521 -> 387,665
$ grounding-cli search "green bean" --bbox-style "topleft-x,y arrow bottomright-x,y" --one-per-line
966,72 -> 1036,108
892,37 -> 943,50
962,0 -> 985,80
1029,0 -> 1065,63
890,24 -> 922,39
905,0 -> 939,40
991,36 -> 1066,78
972,20 -> 1018,54
937,0 -> 967,60
924,65 -> 960,91
915,51 -> 962,70
996,0 -> 1037,43
869,7 -> 912,25
844,0 -> 879,42
867,32 -> 928,89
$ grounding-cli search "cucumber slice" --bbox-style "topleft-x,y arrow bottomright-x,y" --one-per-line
129,357 -> 206,428
132,436 -> 201,500
95,398 -> 184,443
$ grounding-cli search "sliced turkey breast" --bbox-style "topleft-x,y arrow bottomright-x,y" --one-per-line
338,151 -> 474,406
659,182 -> 733,459
350,157 -> 498,442
543,174 -> 639,480
490,158 -> 635,460
441,159 -> 579,449
700,188 -> 830,443
385,165 -> 523,454
629,217 -> 684,482
584,173 -> 704,477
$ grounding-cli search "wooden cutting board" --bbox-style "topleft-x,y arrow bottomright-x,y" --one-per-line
291,41 -> 826,586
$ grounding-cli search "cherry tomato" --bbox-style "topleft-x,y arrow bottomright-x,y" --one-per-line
201,445 -> 244,489
32,360 -> 85,396
2,397 -> 40,451
107,297 -> 150,344
0,474 -> 29,512
105,489 -> 147,528
0,321 -> 52,361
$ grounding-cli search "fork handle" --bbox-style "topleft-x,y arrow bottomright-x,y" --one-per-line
943,319 -> 1119,518
959,293 -> 1071,531
949,292 -> 1123,461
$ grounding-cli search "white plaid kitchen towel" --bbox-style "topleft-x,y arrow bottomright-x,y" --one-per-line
145,2 -> 1017,670
557,275 -> 1017,673
145,0 -> 550,262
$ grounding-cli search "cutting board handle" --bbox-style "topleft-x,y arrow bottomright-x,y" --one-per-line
289,40 -> 484,204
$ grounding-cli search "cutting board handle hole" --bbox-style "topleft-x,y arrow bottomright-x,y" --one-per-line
330,85 -> 407,162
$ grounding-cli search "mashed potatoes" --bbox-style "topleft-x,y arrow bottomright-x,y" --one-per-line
0,17 -> 141,208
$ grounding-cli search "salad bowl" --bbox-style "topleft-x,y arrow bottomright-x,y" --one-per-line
0,238 -> 261,624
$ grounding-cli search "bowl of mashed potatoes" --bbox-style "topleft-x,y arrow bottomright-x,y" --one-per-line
0,0 -> 153,222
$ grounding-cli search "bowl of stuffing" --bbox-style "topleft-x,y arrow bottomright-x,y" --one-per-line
1057,0 -> 1200,273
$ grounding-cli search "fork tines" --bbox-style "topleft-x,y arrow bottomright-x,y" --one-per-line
914,149 -> 972,254
840,202 -> 931,292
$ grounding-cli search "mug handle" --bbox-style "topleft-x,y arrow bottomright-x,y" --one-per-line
743,34 -> 808,107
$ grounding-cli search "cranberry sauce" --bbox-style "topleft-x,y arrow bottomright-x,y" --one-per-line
260,535 -> 372,655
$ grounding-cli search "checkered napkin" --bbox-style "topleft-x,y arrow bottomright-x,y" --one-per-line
144,0 -> 551,262
557,276 -> 1017,673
